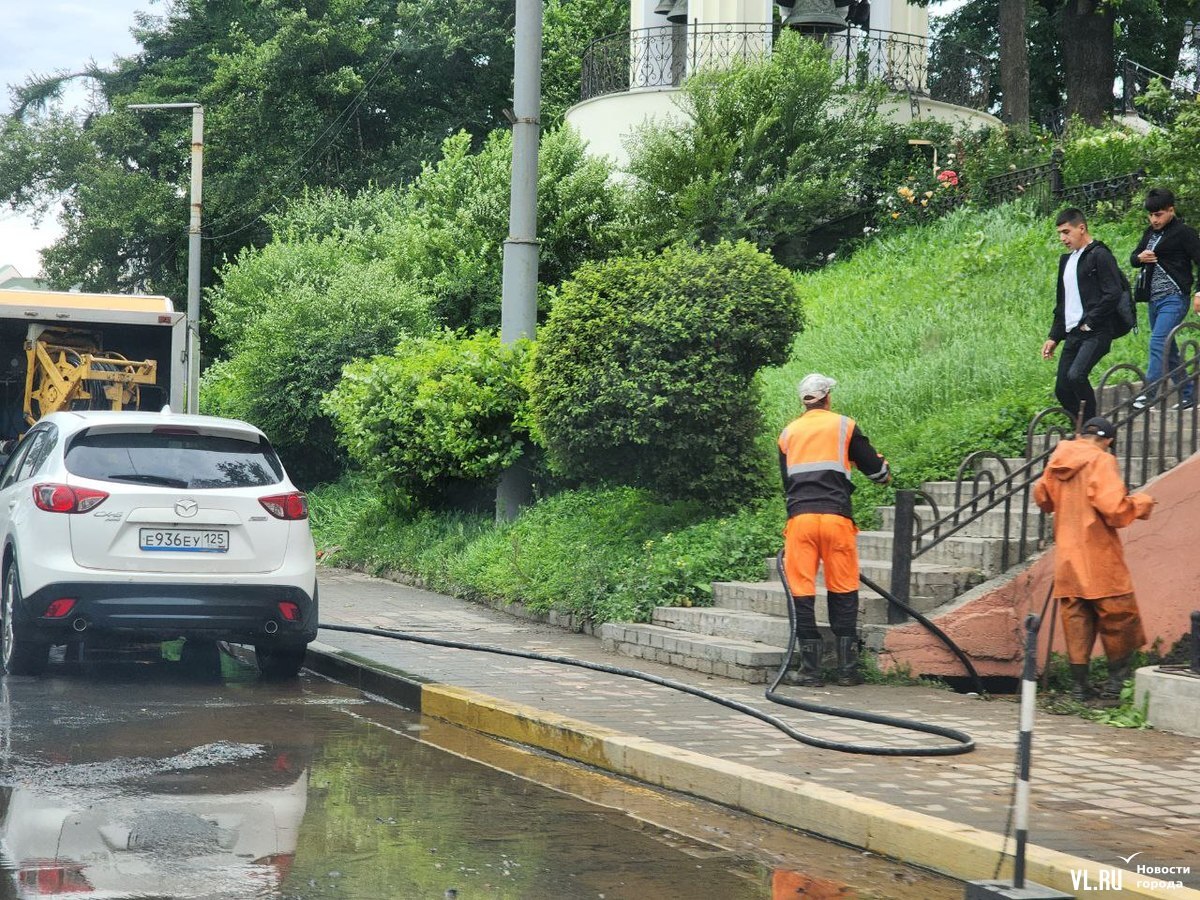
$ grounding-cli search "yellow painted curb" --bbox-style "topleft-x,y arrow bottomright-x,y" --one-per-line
417,680 -> 1199,900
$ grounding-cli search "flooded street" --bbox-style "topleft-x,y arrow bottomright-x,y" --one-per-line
0,648 -> 961,899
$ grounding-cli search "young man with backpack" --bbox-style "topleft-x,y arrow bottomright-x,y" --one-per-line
1042,207 -> 1127,425
1129,187 -> 1200,410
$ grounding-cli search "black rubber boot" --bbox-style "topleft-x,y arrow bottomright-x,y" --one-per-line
1069,663 -> 1093,703
790,639 -> 825,687
1099,656 -> 1132,702
834,635 -> 863,686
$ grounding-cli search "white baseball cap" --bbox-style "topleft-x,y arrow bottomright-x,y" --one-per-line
798,373 -> 837,403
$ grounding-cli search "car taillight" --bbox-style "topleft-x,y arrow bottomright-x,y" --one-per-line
254,853 -> 295,883
32,484 -> 109,514
18,861 -> 93,893
43,598 -> 77,619
278,601 -> 301,621
259,492 -> 308,520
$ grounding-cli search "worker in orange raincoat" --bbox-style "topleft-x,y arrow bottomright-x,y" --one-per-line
778,374 -> 891,687
1033,416 -> 1155,703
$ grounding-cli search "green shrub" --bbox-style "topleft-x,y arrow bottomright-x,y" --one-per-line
323,331 -> 531,508
1061,121 -> 1156,186
1144,99 -> 1200,214
623,31 -> 893,267
203,252 -> 435,485
530,241 -> 803,507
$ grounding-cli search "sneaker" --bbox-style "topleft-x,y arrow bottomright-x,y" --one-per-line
1172,397 -> 1196,411
1132,395 -> 1149,410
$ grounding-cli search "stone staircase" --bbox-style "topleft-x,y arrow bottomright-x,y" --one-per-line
599,406 -> 1194,683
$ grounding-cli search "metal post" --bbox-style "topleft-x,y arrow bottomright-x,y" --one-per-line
497,0 -> 542,522
1191,611 -> 1200,675
888,490 -> 914,624
187,105 -> 204,415
1013,613 -> 1039,888
128,102 -> 203,414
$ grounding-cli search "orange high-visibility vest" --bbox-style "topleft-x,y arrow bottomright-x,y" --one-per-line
778,408 -> 854,484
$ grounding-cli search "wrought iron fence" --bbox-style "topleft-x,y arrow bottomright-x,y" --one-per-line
579,24 -> 992,112
982,149 -> 1143,213
886,321 -> 1200,615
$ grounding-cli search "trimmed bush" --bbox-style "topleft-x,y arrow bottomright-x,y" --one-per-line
529,241 -> 803,507
323,331 -> 531,508
201,251 -> 435,485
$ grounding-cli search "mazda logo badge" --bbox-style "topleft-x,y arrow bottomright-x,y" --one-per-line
175,499 -> 198,518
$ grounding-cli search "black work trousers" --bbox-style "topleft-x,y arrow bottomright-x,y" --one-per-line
1055,329 -> 1112,425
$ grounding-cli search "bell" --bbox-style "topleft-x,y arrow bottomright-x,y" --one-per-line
653,0 -> 675,15
782,0 -> 848,32
665,0 -> 688,24
846,0 -> 870,27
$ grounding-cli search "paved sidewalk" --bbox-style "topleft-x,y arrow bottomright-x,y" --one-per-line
313,568 -> 1200,897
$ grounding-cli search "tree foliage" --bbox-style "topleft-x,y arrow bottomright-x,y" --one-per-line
529,241 -> 803,507
541,0 -> 628,122
201,244 -> 436,486
623,32 -> 897,268
0,0 -> 516,300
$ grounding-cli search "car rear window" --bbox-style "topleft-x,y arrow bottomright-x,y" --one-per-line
65,430 -> 285,489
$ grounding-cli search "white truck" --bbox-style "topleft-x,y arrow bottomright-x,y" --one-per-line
0,288 -> 186,442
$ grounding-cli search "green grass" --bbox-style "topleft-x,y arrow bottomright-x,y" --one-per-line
312,202 -> 1157,622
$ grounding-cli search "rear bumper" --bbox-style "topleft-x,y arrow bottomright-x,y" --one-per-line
19,582 -> 318,645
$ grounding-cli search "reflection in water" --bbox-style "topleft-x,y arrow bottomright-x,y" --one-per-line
0,653 -> 951,899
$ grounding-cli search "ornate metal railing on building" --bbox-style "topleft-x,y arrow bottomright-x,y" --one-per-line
1120,58 -> 1199,125
579,24 -> 992,112
886,322 -> 1200,621
982,149 -> 1144,213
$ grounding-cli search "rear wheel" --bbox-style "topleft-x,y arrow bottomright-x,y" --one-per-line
255,644 -> 307,680
2,563 -> 49,677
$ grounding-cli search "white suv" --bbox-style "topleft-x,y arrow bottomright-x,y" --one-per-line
0,410 -> 317,678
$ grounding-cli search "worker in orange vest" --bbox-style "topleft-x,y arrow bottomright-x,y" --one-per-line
778,374 -> 891,686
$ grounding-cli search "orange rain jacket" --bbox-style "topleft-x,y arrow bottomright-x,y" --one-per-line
1033,438 -> 1154,600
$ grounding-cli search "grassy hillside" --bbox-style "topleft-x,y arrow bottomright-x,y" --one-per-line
762,203 -> 1144,491
311,202 -> 1153,621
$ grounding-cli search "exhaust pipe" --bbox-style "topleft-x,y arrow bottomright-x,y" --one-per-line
263,620 -> 279,635
72,618 -> 89,633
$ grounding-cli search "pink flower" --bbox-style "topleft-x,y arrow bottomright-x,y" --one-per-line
937,170 -> 959,186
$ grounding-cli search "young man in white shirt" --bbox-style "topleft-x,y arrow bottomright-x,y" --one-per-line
1042,207 -> 1124,425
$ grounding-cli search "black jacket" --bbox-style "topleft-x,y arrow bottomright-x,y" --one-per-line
1049,240 -> 1123,342
1130,216 -> 1200,299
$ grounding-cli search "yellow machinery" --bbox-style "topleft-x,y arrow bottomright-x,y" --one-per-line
23,327 -> 158,425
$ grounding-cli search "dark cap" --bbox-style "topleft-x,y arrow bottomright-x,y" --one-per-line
1082,416 -> 1117,440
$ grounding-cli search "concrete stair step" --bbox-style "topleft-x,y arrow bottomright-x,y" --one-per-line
917,480 -> 1042,511
761,557 -> 979,604
857,530 -> 1016,577
597,622 -> 788,683
704,581 -> 943,625
878,504 -> 1047,540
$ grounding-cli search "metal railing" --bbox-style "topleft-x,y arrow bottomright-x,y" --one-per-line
579,23 -> 992,112
983,149 -> 1144,213
886,321 -> 1200,617
1120,58 -> 1199,123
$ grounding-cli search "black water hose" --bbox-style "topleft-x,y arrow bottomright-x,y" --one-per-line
319,581 -> 976,756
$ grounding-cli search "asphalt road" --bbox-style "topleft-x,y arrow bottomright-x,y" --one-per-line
0,646 -> 960,899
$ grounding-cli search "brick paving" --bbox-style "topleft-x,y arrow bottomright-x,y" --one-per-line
315,568 -> 1200,887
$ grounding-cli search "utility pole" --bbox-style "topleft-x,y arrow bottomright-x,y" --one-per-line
129,102 -> 204,414
496,0 -> 542,522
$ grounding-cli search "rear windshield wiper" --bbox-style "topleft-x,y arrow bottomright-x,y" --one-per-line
104,473 -> 190,488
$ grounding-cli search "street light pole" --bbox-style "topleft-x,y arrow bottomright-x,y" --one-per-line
128,102 -> 204,414
496,0 -> 542,521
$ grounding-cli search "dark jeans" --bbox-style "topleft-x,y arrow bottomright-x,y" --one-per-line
1056,329 -> 1112,424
